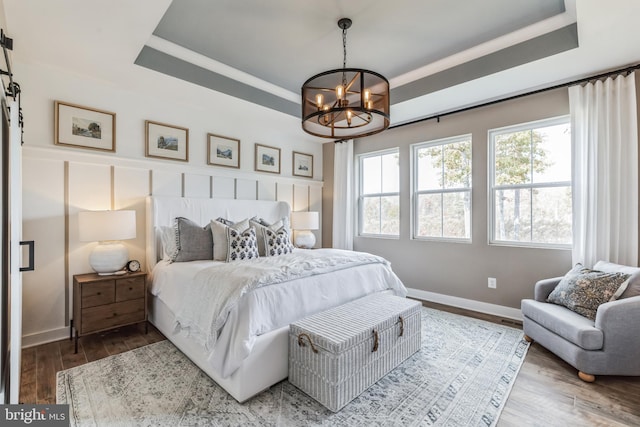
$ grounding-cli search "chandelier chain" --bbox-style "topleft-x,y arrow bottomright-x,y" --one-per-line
342,25 -> 347,87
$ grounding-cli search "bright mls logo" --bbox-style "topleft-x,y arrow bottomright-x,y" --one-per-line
2,405 -> 69,426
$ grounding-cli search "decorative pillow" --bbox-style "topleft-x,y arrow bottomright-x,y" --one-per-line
547,264 -> 631,320
169,217 -> 213,262
210,218 -> 250,261
620,271 -> 640,299
250,217 -> 285,256
226,227 -> 259,262
263,227 -> 295,257
159,226 -> 177,260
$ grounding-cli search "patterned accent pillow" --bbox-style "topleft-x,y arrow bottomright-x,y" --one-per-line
263,227 -> 295,257
168,217 -> 213,262
547,264 -> 631,320
225,227 -> 259,262
250,217 -> 285,256
210,218 -> 250,261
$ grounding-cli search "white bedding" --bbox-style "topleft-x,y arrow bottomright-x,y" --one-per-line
151,248 -> 407,378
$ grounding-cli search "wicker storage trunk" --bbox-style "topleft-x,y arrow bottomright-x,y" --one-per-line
289,293 -> 421,412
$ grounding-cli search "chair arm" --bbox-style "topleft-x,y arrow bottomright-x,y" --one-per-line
595,296 -> 640,351
534,277 -> 563,302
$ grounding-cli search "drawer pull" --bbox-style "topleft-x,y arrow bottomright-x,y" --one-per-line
113,313 -> 118,317
97,292 -> 101,296
398,316 -> 404,337
129,287 -> 133,291
372,329 -> 379,352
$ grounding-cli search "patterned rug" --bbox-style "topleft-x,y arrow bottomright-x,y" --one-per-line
57,307 -> 529,426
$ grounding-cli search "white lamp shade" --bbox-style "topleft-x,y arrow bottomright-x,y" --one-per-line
290,211 -> 319,230
78,210 -> 136,242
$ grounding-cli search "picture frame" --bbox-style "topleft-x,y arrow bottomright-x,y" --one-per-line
207,133 -> 240,169
254,143 -> 281,174
145,120 -> 189,162
54,101 -> 116,152
292,151 -> 313,178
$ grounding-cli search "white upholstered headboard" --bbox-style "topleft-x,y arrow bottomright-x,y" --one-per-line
145,195 -> 291,270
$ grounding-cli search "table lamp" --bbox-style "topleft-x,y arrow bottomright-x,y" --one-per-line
290,211 -> 319,249
78,210 -> 136,275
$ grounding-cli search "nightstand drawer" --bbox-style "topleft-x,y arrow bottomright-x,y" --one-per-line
81,299 -> 145,334
81,280 -> 115,307
116,276 -> 145,302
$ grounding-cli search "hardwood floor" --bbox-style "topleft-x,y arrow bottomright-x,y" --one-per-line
20,305 -> 640,426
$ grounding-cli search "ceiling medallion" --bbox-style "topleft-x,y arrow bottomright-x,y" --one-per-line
301,18 -> 390,139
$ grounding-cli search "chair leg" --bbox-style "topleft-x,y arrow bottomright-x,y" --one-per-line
578,371 -> 595,382
523,334 -> 533,343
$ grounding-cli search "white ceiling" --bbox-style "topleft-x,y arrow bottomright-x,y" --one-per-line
4,0 -> 640,137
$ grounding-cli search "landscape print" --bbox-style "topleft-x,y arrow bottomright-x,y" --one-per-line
255,143 -> 280,174
293,151 -> 313,177
217,145 -> 233,159
157,135 -> 179,151
72,117 -> 101,139
262,153 -> 275,166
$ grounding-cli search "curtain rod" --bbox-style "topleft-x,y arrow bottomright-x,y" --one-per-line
389,62 -> 640,130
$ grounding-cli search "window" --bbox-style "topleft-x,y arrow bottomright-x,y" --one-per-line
358,149 -> 400,237
412,135 -> 472,241
489,116 -> 572,247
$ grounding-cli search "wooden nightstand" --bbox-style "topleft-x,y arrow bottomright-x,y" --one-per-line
72,271 -> 147,353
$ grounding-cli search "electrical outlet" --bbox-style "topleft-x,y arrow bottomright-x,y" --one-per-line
488,277 -> 497,289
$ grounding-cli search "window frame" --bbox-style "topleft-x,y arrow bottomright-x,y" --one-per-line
488,115 -> 572,249
411,134 -> 473,243
356,147 -> 400,239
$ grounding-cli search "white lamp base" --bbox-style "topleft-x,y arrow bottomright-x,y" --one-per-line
89,242 -> 129,275
294,230 -> 316,249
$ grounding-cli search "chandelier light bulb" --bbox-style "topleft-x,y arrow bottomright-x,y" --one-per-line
346,110 -> 353,126
315,93 -> 324,109
336,85 -> 344,99
364,89 -> 371,102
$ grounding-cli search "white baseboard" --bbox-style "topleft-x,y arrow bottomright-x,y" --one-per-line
22,326 -> 70,349
407,288 -> 523,321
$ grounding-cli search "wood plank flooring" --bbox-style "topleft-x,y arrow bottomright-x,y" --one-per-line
20,304 -> 640,426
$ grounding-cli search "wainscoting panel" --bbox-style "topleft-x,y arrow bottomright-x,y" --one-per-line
113,166 -> 150,271
183,173 -> 211,199
213,176 -> 235,199
151,169 -> 182,197
293,184 -> 309,213
276,182 -> 294,208
235,178 -> 257,200
21,157 -> 67,341
257,180 -> 277,201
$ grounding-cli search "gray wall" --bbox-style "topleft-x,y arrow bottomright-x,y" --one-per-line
324,87 -> 575,309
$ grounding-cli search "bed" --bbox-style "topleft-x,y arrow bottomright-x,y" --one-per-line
145,195 -> 407,402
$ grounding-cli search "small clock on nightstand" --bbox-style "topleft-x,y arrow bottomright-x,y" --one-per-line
126,259 -> 141,273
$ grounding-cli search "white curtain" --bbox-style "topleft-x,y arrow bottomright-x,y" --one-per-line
332,140 -> 354,250
569,72 -> 638,267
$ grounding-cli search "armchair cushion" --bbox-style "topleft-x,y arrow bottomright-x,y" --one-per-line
546,264 -> 630,320
521,299 -> 603,350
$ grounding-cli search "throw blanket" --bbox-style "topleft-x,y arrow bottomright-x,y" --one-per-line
174,248 -> 392,350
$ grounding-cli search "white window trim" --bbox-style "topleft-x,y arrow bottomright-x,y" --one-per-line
487,115 -> 572,249
356,148 -> 400,238
411,134 -> 472,243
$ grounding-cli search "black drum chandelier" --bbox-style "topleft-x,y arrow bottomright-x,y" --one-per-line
301,18 -> 390,139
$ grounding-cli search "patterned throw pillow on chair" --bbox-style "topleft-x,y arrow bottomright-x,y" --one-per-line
263,227 -> 295,257
225,227 -> 259,262
547,263 -> 631,320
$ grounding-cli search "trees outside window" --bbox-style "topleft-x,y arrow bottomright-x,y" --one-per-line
358,149 -> 400,237
412,135 -> 472,240
489,117 -> 572,247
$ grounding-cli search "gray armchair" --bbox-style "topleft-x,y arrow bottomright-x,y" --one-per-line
521,262 -> 640,382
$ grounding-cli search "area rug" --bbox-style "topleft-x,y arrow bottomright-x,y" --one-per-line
57,307 -> 529,426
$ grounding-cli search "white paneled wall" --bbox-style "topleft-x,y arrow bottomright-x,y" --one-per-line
21,147 -> 323,347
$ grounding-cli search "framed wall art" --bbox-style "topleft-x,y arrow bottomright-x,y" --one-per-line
207,133 -> 240,168
254,143 -> 281,174
145,120 -> 189,162
54,101 -> 116,152
292,151 -> 313,178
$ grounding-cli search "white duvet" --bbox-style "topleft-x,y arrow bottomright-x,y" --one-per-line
151,248 -> 407,378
